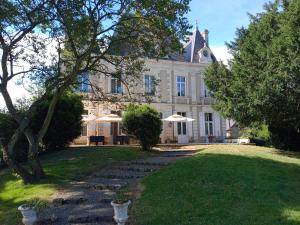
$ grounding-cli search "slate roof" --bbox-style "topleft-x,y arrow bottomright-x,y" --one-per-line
167,27 -> 216,63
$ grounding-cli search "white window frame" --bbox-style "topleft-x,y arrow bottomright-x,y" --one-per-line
204,84 -> 211,98
177,76 -> 186,97
144,75 -> 156,96
78,71 -> 90,93
81,124 -> 88,136
111,77 -> 123,94
205,113 -> 213,136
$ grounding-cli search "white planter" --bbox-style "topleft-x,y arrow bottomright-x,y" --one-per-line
18,204 -> 37,225
111,200 -> 131,225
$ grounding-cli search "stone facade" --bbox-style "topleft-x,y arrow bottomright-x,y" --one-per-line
75,27 -> 226,145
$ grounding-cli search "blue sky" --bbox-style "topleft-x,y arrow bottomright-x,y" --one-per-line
188,0 -> 267,47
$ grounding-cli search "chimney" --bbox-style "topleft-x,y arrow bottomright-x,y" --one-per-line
202,29 -> 209,47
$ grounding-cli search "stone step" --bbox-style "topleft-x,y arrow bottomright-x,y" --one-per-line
96,174 -> 145,179
129,161 -> 169,166
38,203 -> 114,225
71,223 -> 114,225
116,166 -> 156,173
86,178 -> 128,190
52,197 -> 88,206
88,182 -> 126,190
52,196 -> 114,206
160,154 -> 192,157
67,207 -> 114,224
68,214 -> 114,224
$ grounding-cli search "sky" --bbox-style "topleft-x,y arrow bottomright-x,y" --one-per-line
0,0 -> 268,108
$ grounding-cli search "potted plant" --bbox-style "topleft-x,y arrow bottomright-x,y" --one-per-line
18,198 -> 49,225
111,190 -> 131,225
18,204 -> 37,225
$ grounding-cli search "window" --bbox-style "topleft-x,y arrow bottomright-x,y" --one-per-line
144,75 -> 156,96
81,124 -> 87,136
204,84 -> 210,97
83,110 -> 89,115
77,71 -> 90,93
205,113 -> 213,136
177,112 -> 187,135
111,78 -> 122,94
177,76 -> 186,96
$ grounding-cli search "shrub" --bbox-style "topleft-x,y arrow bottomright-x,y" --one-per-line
240,124 -> 272,147
0,92 -> 84,164
122,104 -> 162,151
31,93 -> 84,151
269,123 -> 300,151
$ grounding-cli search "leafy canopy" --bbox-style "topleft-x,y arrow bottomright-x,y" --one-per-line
204,0 -> 300,151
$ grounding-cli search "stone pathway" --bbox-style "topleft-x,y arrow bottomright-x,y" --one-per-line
37,150 -> 197,225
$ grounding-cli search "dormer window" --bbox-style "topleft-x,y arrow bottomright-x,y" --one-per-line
198,48 -> 212,63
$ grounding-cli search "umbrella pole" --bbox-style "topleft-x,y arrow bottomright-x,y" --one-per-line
173,122 -> 175,143
87,123 -> 89,146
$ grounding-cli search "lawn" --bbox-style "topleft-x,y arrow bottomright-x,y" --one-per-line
131,145 -> 300,225
0,146 -> 149,225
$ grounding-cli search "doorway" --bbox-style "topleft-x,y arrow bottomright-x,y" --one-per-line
177,112 -> 189,144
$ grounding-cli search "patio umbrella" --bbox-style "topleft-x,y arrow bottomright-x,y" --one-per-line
96,114 -> 122,122
82,114 -> 96,122
82,114 -> 96,145
162,114 -> 195,142
96,114 -> 122,136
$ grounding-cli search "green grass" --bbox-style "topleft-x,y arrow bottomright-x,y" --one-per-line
132,145 -> 300,225
0,146 -> 149,225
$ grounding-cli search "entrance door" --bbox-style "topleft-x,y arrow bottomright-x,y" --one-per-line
177,112 -> 189,144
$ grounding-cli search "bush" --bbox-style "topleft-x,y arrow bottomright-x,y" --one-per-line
240,124 -> 272,147
0,92 -> 84,164
31,93 -> 84,151
122,104 -> 162,151
269,123 -> 300,151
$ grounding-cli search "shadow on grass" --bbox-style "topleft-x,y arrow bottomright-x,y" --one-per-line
132,153 -> 300,225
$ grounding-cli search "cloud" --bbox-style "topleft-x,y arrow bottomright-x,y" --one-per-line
211,46 -> 233,65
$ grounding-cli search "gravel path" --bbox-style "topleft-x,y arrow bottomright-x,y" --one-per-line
37,150 -> 196,225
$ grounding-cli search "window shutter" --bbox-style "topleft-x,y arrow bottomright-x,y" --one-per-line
214,113 -> 221,137
199,112 -> 205,137
187,112 -> 193,137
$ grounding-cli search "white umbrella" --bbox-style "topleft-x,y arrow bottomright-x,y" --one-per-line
162,114 -> 195,142
162,114 -> 195,122
96,114 -> 122,122
82,114 -> 96,145
82,114 -> 96,122
96,114 -> 122,138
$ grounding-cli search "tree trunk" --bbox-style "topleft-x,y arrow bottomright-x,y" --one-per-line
25,130 -> 45,180
2,146 -> 36,184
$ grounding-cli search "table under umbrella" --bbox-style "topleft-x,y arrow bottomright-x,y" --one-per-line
96,114 -> 123,143
162,114 -> 195,143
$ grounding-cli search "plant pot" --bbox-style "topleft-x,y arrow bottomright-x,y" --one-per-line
111,200 -> 131,225
18,204 -> 37,225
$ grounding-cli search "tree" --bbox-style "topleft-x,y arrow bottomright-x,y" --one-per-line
122,104 -> 162,151
0,0 -> 191,183
204,0 -> 300,151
